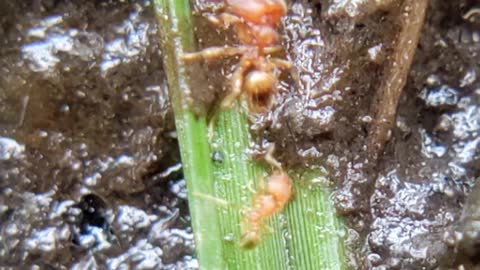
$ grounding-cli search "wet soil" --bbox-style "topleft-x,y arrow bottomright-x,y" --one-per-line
277,1 -> 479,269
0,0 -> 479,269
0,1 -> 194,269
193,0 -> 480,269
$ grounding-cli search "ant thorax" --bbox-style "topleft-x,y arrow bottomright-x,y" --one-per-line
182,0 -> 292,113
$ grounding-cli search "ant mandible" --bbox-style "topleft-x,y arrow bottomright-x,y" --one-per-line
182,0 -> 292,113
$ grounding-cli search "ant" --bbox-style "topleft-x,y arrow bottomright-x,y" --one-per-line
240,145 -> 293,249
182,0 -> 293,113
192,145 -> 293,249
240,170 -> 292,248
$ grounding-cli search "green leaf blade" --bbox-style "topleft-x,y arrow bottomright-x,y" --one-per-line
155,0 -> 347,269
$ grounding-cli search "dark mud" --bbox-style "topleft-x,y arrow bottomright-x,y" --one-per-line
272,0 -> 479,269
0,1 -> 195,269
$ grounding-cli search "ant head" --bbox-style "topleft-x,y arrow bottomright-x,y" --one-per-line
244,70 -> 276,112
266,171 -> 292,206
240,230 -> 262,249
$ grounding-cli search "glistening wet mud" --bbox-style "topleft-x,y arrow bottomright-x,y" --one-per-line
0,1 -> 195,269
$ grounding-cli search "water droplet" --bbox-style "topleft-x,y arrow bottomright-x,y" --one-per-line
224,233 -> 234,242
211,151 -> 224,163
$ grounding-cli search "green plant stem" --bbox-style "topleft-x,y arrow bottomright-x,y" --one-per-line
155,0 -> 346,269
155,0 -> 223,268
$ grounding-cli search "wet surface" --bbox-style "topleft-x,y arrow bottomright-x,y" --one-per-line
0,1 -> 195,269
272,0 -> 479,269
1,0 -> 479,269
194,0 -> 479,269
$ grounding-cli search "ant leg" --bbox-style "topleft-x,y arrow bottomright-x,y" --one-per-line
192,192 -> 243,209
220,58 -> 252,109
263,144 -> 282,170
207,13 -> 243,29
246,181 -> 256,194
207,114 -> 217,140
270,58 -> 292,70
263,46 -> 283,55
271,58 -> 299,82
182,46 -> 248,62
263,223 -> 274,234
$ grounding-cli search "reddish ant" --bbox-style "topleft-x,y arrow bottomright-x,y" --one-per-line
240,145 -> 293,248
193,145 -> 293,249
241,170 -> 293,248
182,0 -> 293,113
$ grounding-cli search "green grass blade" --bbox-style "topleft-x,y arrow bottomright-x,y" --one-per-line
155,0 -> 224,268
155,1 -> 347,269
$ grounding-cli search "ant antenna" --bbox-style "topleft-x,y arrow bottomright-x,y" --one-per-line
264,144 -> 282,171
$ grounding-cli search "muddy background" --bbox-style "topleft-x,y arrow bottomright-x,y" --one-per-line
0,0 -> 479,269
